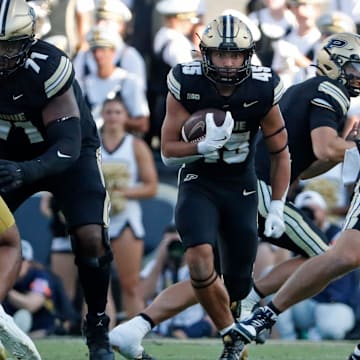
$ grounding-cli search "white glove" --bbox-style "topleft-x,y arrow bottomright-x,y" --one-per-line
264,200 -> 285,238
197,111 -> 234,155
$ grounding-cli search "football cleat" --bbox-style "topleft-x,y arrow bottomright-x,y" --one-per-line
133,350 -> 156,360
83,314 -> 114,360
109,316 -> 152,359
348,344 -> 360,360
0,305 -> 41,360
236,306 -> 277,344
218,326 -> 246,360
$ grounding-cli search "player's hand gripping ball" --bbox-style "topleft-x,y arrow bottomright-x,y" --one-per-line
181,108 -> 227,143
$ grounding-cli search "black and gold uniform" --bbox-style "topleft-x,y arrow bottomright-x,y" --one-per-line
168,60 -> 284,293
0,40 -> 109,229
256,75 -> 350,256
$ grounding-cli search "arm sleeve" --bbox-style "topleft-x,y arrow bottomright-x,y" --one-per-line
21,116 -> 81,182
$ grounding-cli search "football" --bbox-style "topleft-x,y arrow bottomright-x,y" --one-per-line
181,108 -> 227,143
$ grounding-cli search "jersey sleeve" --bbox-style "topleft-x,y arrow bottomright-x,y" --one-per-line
272,70 -> 285,106
309,80 -> 350,130
31,41 -> 75,101
167,64 -> 182,101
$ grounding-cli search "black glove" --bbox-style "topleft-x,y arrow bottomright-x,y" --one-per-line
0,160 -> 25,193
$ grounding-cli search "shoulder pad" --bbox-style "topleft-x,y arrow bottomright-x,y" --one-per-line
316,80 -> 350,115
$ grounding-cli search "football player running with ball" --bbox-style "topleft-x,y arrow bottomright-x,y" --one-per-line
0,1 -> 114,359
235,33 -> 360,360
125,14 -> 290,360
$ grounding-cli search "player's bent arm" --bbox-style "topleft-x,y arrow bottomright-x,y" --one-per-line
260,105 -> 290,202
7,289 -> 45,313
311,126 -> 356,162
126,138 -> 158,199
299,159 -> 338,180
18,87 -> 82,183
161,93 -> 203,165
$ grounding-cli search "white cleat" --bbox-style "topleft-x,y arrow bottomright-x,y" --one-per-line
109,321 -> 145,359
0,305 -> 41,360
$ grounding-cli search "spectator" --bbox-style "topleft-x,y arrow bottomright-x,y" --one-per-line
146,0 -> 200,149
327,0 -> 360,33
272,0 -> 323,88
100,96 -> 158,318
83,25 -> 150,134
248,0 -> 297,67
3,240 -> 78,338
138,224 -> 216,339
73,0 -> 147,91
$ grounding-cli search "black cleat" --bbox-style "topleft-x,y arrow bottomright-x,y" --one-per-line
134,350 -> 156,359
218,327 -> 246,360
83,314 -> 114,360
236,306 -> 277,344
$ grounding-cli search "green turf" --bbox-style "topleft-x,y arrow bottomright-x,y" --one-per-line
33,337 -> 356,360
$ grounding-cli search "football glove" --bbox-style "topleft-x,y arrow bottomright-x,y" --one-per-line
264,200 -> 285,238
197,111 -> 234,155
0,160 -> 25,193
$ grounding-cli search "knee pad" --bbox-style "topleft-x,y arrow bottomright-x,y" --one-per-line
71,226 -> 113,268
223,274 -> 253,302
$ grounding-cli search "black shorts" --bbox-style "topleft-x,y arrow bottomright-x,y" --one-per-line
3,147 -> 109,231
175,167 -> 258,277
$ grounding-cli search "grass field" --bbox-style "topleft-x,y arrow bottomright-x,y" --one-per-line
31,337 -> 357,360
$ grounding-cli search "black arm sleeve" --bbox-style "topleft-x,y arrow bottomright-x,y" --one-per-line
21,116 -> 81,182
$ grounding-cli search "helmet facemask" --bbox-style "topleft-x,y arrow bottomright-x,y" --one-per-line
0,38 -> 33,77
200,45 -> 254,85
200,15 -> 255,86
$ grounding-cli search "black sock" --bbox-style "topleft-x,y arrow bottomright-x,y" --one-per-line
139,313 -> 155,329
267,301 -> 281,315
78,263 -> 111,316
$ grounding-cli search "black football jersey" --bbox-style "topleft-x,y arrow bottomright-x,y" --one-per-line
167,60 -> 284,177
0,40 -> 100,162
256,76 -> 350,184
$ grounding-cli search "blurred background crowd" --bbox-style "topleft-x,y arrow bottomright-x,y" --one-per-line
12,0 -> 360,343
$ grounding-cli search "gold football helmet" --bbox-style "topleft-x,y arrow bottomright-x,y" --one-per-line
0,0 -> 36,77
316,32 -> 360,97
200,14 -> 254,85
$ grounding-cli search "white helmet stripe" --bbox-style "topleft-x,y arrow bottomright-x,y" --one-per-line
0,0 -> 11,36
223,15 -> 233,43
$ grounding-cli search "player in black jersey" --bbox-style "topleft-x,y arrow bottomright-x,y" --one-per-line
0,1 -> 113,359
236,33 -> 360,357
162,14 -> 290,360
108,31 -> 359,360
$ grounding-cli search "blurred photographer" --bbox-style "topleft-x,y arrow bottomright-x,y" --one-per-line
138,224 -> 216,338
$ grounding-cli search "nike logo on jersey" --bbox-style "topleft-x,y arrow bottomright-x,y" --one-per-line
184,174 -> 198,182
12,94 -> 23,101
57,150 -> 72,158
243,100 -> 258,108
243,189 -> 256,196
214,137 -> 227,141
